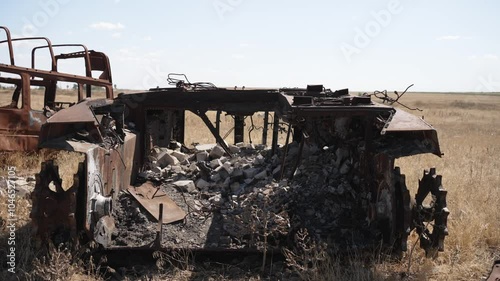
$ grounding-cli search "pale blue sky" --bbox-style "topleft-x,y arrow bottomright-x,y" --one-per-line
1,0 -> 499,92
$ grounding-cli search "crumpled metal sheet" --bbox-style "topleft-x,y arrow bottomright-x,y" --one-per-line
128,182 -> 186,224
380,108 -> 442,157
383,108 -> 435,132
47,98 -> 113,124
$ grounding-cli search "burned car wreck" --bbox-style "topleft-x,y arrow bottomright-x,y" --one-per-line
31,74 -> 448,258
1,22 -> 447,259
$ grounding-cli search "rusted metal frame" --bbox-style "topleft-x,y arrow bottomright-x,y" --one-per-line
117,91 -> 277,159
193,110 -> 233,158
31,44 -> 93,103
88,51 -> 113,83
0,75 -> 22,83
0,76 -> 51,89
77,83 -> 85,100
152,87 -> 278,95
126,89 -> 278,113
89,108 -> 105,143
0,26 -> 15,65
0,37 -> 56,70
31,44 -> 92,78
54,48 -> 92,78
0,71 -> 33,112
271,114 -> 280,155
20,72 -> 31,110
288,107 -> 393,118
0,63 -> 113,101
215,110 -> 221,135
155,203 -> 164,248
0,63 -> 112,88
262,111 -> 269,145
85,52 -> 113,98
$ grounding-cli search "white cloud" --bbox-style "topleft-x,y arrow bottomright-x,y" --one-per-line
231,54 -> 245,60
469,54 -> 498,61
112,32 -> 122,38
89,22 -> 125,31
146,51 -> 163,58
118,48 -> 135,56
115,48 -> 163,63
436,35 -> 461,41
143,36 -> 152,41
483,54 -> 498,60
436,35 -> 472,41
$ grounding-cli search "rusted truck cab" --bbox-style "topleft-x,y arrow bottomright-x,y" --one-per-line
0,26 -> 114,151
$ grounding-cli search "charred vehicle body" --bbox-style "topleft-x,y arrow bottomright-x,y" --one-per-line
33,79 -> 449,257
0,27 -> 448,257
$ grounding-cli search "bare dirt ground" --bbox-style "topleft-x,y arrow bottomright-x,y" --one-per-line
0,91 -> 499,281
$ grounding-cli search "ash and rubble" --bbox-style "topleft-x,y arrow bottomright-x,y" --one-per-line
113,131 -> 381,251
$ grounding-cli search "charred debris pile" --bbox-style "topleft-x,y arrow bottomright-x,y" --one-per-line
117,119 -> 379,252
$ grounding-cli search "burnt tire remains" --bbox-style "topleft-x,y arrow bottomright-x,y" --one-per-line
413,168 -> 449,257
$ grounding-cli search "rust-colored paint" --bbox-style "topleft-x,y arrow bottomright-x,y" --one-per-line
0,26 -> 114,152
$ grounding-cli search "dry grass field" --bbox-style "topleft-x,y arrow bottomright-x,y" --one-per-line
0,87 -> 108,110
0,92 -> 499,280
393,93 -> 500,280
